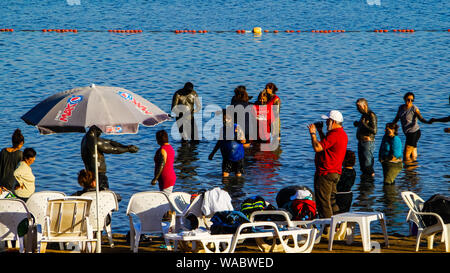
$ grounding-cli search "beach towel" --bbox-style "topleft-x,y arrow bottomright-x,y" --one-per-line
201,187 -> 234,217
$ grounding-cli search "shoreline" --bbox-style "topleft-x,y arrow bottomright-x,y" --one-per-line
3,232 -> 447,254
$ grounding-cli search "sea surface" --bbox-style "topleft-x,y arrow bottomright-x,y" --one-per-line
0,0 -> 448,236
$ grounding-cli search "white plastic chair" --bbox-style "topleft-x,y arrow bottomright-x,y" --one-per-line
401,191 -> 449,252
126,191 -> 172,253
37,197 -> 96,253
170,193 -> 213,233
0,199 -> 33,253
164,219 -> 317,253
166,192 -> 191,214
81,190 -> 119,247
249,210 -> 329,250
26,191 -> 66,251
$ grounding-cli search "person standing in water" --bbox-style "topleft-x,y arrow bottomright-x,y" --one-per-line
308,110 -> 348,219
429,95 -> 450,133
151,130 -> 176,194
392,92 -> 430,163
171,82 -> 201,143
264,83 -> 281,140
379,123 -> 403,184
353,98 -> 378,177
209,111 -> 246,177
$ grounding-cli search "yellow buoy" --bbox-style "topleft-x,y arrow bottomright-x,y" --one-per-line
252,27 -> 262,34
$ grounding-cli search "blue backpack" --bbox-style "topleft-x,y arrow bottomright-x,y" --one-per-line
210,211 -> 251,234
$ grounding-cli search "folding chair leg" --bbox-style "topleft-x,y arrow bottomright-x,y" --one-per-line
415,231 -> 422,252
427,234 -> 435,250
444,228 -> 449,252
106,224 -> 114,247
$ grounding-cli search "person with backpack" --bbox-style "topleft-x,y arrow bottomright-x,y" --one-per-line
209,111 -> 246,177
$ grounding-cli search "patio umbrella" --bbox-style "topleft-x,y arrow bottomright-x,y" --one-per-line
21,84 -> 170,252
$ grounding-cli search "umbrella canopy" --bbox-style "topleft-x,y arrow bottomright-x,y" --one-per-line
21,84 -> 170,135
21,84 -> 170,253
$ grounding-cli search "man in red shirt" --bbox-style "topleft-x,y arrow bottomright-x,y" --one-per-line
308,110 -> 348,219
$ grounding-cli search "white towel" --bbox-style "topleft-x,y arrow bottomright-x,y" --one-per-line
201,187 -> 234,217
290,190 -> 313,201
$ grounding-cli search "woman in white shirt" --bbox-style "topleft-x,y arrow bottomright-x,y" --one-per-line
14,148 -> 37,202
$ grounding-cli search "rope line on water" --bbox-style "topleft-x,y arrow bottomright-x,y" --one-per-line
1,28 -> 450,34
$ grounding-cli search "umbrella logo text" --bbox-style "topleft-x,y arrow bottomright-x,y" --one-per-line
117,91 -> 153,116
105,125 -> 123,134
58,95 -> 83,122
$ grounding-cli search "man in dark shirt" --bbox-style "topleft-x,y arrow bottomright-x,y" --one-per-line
353,98 -> 378,177
171,82 -> 201,143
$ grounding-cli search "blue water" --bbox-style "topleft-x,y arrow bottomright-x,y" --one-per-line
0,0 -> 449,236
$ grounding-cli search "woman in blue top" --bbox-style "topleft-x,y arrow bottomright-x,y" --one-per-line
379,123 -> 403,184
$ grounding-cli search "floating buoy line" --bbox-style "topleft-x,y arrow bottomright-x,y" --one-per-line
1,28 -> 449,34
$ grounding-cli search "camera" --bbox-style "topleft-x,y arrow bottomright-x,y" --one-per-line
314,121 -> 323,130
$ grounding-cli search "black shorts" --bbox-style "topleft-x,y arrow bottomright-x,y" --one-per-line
405,129 -> 421,147
222,158 -> 244,174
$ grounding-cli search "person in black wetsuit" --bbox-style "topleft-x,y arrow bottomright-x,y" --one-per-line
171,82 -> 201,143
81,125 -> 139,190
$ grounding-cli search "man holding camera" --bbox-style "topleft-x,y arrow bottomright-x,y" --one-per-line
308,110 -> 348,219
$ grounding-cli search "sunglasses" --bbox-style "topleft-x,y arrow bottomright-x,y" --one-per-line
405,98 -> 414,102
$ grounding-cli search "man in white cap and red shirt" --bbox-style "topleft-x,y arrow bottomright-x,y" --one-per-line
308,110 -> 348,220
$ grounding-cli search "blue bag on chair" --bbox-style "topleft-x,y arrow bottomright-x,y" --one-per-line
210,211 -> 251,235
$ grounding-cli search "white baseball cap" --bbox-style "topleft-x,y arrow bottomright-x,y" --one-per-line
321,110 -> 344,123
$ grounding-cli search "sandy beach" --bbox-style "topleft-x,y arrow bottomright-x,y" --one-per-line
3,232 -> 447,254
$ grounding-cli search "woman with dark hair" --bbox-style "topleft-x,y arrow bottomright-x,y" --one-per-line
231,86 -> 253,146
0,129 -> 25,191
72,169 -> 96,196
379,123 -> 403,184
264,82 -> 281,140
231,85 -> 251,106
151,130 -> 176,194
392,92 -> 430,163
13,147 -> 36,202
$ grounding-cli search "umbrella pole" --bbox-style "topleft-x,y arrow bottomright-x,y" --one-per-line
94,140 -> 102,253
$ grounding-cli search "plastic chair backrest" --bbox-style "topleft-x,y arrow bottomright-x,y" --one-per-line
45,197 -> 92,238
167,192 -> 191,214
183,193 -> 204,217
26,191 -> 66,227
401,191 -> 426,228
126,191 -> 171,233
81,190 -> 118,231
0,199 -> 31,241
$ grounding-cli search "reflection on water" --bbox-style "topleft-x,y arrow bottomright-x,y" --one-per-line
243,143 -> 283,203
174,142 -> 200,180
354,177 -> 376,211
